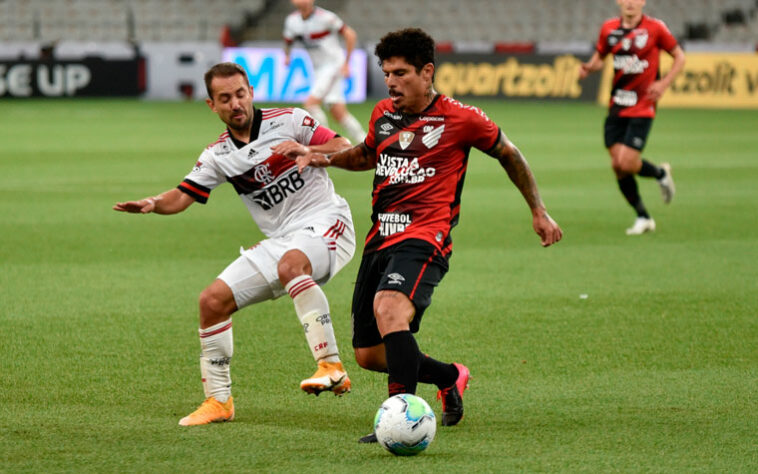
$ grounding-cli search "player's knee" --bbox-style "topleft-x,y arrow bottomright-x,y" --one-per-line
198,285 -> 234,319
611,160 -> 626,175
276,254 -> 310,285
373,293 -> 414,334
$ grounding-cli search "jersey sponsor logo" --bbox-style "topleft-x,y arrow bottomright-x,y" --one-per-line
192,161 -> 203,172
263,121 -> 284,133
376,153 -> 437,185
383,111 -> 402,120
613,89 -> 638,107
249,168 -> 306,210
614,55 -> 649,74
378,213 -> 411,238
214,142 -> 232,155
379,123 -> 394,135
386,272 -> 406,285
420,115 -> 444,122
398,131 -> 415,150
421,125 -> 444,149
253,163 -> 274,184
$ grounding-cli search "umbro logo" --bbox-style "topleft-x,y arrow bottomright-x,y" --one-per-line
387,273 -> 405,285
379,123 -> 394,135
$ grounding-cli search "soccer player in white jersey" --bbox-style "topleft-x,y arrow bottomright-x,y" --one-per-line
113,62 -> 356,426
283,0 -> 366,145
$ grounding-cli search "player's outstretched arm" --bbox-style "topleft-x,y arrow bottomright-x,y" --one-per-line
487,131 -> 563,247
295,142 -> 376,173
271,136 -> 351,159
113,188 -> 195,215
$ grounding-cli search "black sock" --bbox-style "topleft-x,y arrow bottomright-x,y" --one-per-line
638,159 -> 665,179
383,331 -> 420,396
418,354 -> 458,390
617,175 -> 649,218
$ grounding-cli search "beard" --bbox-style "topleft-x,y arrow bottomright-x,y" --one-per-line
225,106 -> 253,133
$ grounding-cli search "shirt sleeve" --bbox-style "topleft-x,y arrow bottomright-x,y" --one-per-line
656,20 -> 679,53
363,102 -> 384,151
290,107 -> 336,146
282,16 -> 294,43
595,23 -> 611,57
329,11 -> 345,33
466,106 -> 500,152
177,150 -> 225,204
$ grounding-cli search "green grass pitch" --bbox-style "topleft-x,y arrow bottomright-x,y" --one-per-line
1,98 -> 756,472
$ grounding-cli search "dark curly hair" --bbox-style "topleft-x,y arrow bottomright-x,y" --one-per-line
374,28 -> 435,72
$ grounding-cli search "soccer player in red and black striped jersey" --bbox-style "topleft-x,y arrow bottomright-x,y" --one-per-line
293,28 -> 562,442
580,0 -> 686,235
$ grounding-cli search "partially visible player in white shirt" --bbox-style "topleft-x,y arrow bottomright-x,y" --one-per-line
113,62 -> 356,426
283,0 -> 366,145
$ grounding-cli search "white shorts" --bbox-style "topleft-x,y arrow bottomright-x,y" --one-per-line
310,64 -> 345,105
217,215 -> 355,308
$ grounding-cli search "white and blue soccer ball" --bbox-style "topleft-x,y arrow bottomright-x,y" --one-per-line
373,394 -> 437,456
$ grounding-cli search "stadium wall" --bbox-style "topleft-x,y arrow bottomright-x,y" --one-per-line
2,40 -> 758,108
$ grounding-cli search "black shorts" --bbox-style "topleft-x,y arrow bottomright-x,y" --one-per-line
604,116 -> 653,151
351,239 -> 449,348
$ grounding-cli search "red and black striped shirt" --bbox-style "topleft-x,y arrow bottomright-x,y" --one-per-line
362,94 -> 499,255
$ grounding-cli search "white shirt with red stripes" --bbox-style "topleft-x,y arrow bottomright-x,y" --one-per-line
179,107 -> 351,239
283,6 -> 345,68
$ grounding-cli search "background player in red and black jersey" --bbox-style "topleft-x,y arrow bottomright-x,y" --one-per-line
579,0 -> 686,235
290,28 -> 562,442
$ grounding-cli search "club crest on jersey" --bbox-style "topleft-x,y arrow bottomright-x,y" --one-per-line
398,131 -> 415,150
253,164 -> 274,184
422,125 -> 445,149
634,30 -> 648,49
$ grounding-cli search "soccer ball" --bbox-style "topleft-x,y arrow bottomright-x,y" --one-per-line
373,394 -> 437,456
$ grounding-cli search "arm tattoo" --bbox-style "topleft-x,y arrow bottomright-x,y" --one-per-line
487,131 -> 544,211
328,143 -> 376,171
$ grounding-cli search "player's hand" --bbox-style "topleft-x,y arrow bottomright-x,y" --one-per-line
113,197 -> 159,214
532,210 -> 563,247
646,80 -> 667,102
296,152 -> 330,173
341,63 -> 350,78
578,63 -> 592,80
271,140 -> 310,159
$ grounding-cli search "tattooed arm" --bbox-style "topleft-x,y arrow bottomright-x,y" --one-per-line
295,142 -> 376,172
487,130 -> 563,247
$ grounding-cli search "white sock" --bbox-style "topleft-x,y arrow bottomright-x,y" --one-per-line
306,105 -> 329,128
198,318 -> 233,403
285,275 -> 340,363
339,113 -> 367,144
